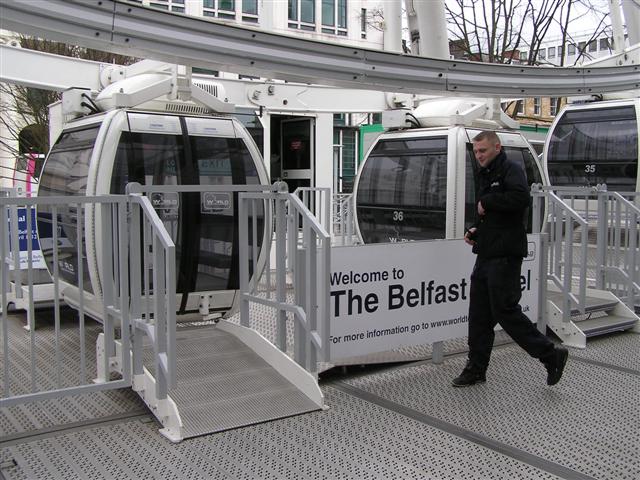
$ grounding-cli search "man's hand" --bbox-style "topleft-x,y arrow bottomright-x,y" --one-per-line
477,201 -> 485,216
464,227 -> 477,246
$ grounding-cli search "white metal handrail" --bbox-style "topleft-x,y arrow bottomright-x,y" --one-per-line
128,193 -> 177,397
597,191 -> 640,311
0,194 -> 132,407
293,187 -> 331,235
332,193 -> 357,246
532,186 -> 589,325
239,186 -> 331,372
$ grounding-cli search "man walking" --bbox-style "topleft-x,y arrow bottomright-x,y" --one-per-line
452,131 -> 568,387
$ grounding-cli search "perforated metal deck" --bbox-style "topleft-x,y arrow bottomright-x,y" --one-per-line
146,326 -> 321,438
2,309 -> 639,479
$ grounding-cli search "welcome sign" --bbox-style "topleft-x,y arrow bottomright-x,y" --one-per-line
329,236 -> 540,360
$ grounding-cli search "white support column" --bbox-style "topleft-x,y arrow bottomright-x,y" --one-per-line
413,0 -> 449,59
314,113 -> 334,190
610,0 -> 627,54
622,0 -> 640,46
383,0 -> 402,53
404,0 -> 420,55
258,111 -> 272,179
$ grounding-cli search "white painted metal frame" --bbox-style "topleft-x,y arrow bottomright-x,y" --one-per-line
0,194 -> 133,407
532,185 -> 590,321
596,191 -> 640,311
239,185 -> 331,372
1,0 -> 638,97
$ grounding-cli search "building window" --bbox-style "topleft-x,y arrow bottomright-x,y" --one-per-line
588,40 -> 597,52
599,37 -> 609,51
289,0 -> 316,31
578,41 -> 586,54
567,44 -> 576,56
539,48 -> 546,60
203,0 -> 235,20
520,51 -> 528,61
150,0 -> 185,12
548,46 -> 555,59
549,97 -> 560,117
516,100 -> 524,115
361,8 -> 367,39
242,0 -> 258,22
321,0 -> 347,36
557,45 -> 563,59
533,97 -> 541,116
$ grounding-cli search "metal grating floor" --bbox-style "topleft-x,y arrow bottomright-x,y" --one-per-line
143,325 -> 321,438
2,309 -> 640,479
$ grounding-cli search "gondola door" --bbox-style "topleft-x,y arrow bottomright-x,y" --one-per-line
280,118 -> 315,192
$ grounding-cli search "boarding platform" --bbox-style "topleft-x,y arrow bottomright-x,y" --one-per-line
1,306 -> 639,479
2,185 -> 639,479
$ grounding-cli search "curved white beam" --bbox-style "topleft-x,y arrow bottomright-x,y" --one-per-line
1,0 -> 638,97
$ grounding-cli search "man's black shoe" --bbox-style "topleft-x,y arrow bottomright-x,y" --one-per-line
452,368 -> 486,387
545,346 -> 569,386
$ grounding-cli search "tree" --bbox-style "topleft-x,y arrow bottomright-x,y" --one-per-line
444,0 -> 612,121
445,0 -> 611,65
0,35 -> 136,180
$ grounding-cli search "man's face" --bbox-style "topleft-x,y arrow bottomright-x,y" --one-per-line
473,138 -> 501,168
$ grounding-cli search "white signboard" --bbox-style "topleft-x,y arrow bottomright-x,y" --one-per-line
329,235 -> 540,360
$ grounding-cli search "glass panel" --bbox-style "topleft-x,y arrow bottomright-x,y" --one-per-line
356,136 -> 448,243
288,0 -> 297,20
110,129 -> 264,295
322,0 -> 335,26
37,126 -> 100,292
547,106 -> 638,191
338,0 -> 347,28
203,0 -> 214,8
301,0 -> 314,23
282,120 -> 311,170
219,0 -> 234,11
191,137 -> 263,291
242,0 -> 257,14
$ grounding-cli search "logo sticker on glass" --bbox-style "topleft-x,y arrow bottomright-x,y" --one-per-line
202,192 -> 231,213
150,192 -> 179,221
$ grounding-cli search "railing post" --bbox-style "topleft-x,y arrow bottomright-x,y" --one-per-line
239,192 -> 250,328
596,189 -> 607,290
537,233 -> 549,333
1,203 -> 10,398
275,192 -> 287,352
129,199 -> 144,382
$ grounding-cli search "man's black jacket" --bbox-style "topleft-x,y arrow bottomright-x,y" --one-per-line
471,149 -> 530,259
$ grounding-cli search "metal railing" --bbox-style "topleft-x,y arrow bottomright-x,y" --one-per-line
532,184 -> 640,318
332,193 -> 357,246
239,184 -> 331,372
127,192 -> 177,400
1,193 -> 132,406
596,191 -> 640,311
293,187 -> 331,234
532,185 -> 589,324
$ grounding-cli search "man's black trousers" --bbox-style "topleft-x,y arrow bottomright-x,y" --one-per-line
467,256 -> 555,372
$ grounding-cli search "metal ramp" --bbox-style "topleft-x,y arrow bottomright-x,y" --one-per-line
136,321 -> 324,442
546,286 -> 639,348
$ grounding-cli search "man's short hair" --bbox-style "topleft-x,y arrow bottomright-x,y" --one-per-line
473,131 -> 501,145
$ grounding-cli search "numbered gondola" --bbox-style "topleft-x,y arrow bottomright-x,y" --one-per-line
354,127 -> 546,244
545,98 -> 639,192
